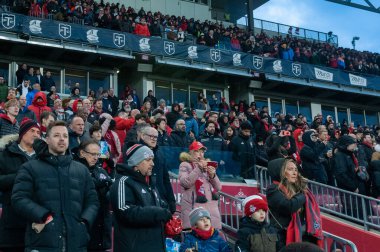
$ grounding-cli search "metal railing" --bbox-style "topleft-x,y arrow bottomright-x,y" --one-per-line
256,165 -> 380,231
169,171 -> 358,252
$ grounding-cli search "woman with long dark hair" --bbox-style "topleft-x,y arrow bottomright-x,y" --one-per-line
267,158 -> 323,250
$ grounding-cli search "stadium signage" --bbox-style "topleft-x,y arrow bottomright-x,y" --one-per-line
210,49 -> 221,62
59,24 -> 71,39
1,13 -> 15,29
292,63 -> 302,76
164,41 -> 175,55
349,74 -> 367,87
2,11 -> 380,91
314,67 -> 333,82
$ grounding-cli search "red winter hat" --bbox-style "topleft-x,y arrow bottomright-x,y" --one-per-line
18,118 -> 40,142
242,195 -> 268,217
189,141 -> 207,151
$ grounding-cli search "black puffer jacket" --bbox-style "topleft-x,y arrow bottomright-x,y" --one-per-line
199,131 -> 226,151
0,136 -> 34,249
370,159 -> 380,198
11,139 -> 99,252
0,114 -> 19,138
75,157 -> 113,251
169,130 -> 193,148
110,164 -> 171,252
300,131 -> 327,184
333,136 -> 365,193
231,132 -> 256,179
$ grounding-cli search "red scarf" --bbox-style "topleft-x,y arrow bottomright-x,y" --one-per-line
192,227 -> 214,240
274,181 -> 323,248
351,153 -> 359,172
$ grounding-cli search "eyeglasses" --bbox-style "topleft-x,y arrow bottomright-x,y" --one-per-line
144,134 -> 158,140
83,149 -> 101,158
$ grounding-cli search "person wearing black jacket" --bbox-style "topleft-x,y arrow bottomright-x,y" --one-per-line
300,130 -> 328,184
0,119 -> 40,252
266,132 -> 290,161
169,119 -> 194,148
139,126 -> 176,213
230,122 -> 257,179
334,135 -> 366,194
266,158 -> 308,250
11,121 -> 99,252
199,121 -> 226,151
166,103 -> 181,129
111,144 -> 172,252
155,118 -> 170,146
75,140 -> 113,252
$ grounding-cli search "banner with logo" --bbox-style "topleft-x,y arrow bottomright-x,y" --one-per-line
1,11 -> 380,91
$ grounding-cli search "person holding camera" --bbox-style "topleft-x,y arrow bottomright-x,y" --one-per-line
178,141 -> 222,230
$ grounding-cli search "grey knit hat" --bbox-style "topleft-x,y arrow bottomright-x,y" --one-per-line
125,144 -> 154,167
189,207 -> 211,227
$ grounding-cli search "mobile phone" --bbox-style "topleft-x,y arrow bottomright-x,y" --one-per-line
100,141 -> 108,159
207,161 -> 218,169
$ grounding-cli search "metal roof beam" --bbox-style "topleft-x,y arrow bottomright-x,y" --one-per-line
326,0 -> 380,14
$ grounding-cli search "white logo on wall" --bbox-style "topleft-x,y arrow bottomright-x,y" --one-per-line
113,33 -> 125,47
1,13 -> 15,29
233,53 -> 242,66
210,49 -> 221,62
349,73 -> 367,87
188,46 -> 198,59
29,20 -> 42,34
252,56 -> 263,69
164,41 -> 175,55
139,38 -> 150,51
292,63 -> 302,76
273,60 -> 282,73
87,29 -> 99,43
59,23 -> 71,39
314,67 -> 333,82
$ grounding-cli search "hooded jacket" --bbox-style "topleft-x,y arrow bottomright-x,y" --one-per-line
166,103 -> 181,129
300,131 -> 327,184
11,139 -> 99,252
0,135 -> 34,249
334,136 -> 365,193
27,92 -> 51,124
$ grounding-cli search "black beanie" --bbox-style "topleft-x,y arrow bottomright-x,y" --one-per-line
240,121 -> 252,130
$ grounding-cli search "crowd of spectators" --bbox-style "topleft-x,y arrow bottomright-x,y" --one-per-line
3,0 -> 380,76
0,63 -> 378,251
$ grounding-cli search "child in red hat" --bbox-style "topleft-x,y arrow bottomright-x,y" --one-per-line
235,195 -> 278,252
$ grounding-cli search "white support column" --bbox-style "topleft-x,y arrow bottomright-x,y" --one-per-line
310,103 -> 322,119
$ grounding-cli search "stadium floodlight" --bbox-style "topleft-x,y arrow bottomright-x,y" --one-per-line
351,36 -> 360,49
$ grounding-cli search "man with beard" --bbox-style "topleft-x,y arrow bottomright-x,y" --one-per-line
199,121 -> 225,151
169,119 -> 193,148
12,121 -> 99,251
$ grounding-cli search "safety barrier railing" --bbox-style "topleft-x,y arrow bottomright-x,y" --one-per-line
169,171 -> 358,252
256,165 -> 380,231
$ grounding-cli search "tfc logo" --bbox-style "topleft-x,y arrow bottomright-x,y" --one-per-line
210,49 -> 221,62
1,13 -> 15,29
253,56 -> 263,69
113,33 -> 125,47
292,63 -> 302,76
164,41 -> 175,55
59,23 -> 71,39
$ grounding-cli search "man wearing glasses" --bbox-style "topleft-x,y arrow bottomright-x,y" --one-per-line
139,126 -> 176,213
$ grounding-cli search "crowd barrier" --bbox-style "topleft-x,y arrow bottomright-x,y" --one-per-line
256,165 -> 380,231
169,171 -> 358,252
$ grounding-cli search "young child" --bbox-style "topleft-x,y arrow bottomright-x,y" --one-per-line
180,207 -> 232,252
236,195 -> 278,252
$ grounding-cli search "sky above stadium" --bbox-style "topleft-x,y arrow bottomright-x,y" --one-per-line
251,0 -> 380,53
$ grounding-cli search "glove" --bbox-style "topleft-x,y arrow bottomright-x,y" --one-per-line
156,208 -> 172,223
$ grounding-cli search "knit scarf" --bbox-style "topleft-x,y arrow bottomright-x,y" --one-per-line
351,153 -> 359,172
274,181 -> 323,248
192,163 -> 218,203
192,227 -> 214,240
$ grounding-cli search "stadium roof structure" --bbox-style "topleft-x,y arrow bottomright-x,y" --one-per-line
326,0 -> 380,14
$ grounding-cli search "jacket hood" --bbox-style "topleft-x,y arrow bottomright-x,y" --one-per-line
72,99 -> 82,113
179,152 -> 192,162
116,163 -> 147,182
0,114 -> 17,124
0,134 -> 19,150
302,130 -> 316,147
268,158 -> 285,181
337,135 -> 356,151
239,216 -> 266,230
33,138 -> 72,165
32,91 -> 48,107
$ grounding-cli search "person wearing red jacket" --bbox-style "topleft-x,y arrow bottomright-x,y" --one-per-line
114,111 -> 135,145
27,92 -> 51,124
134,17 -> 150,37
